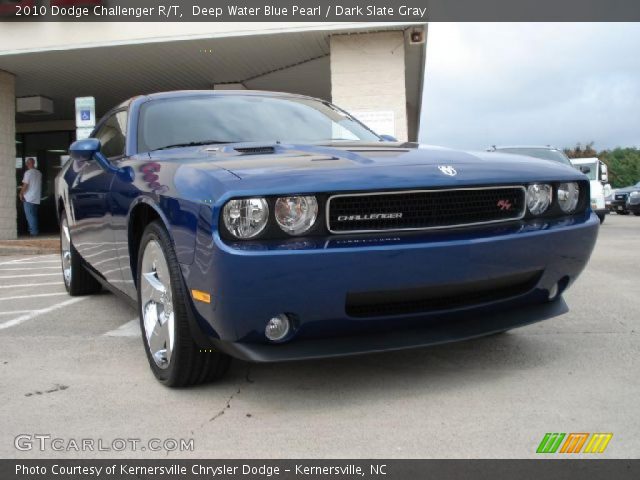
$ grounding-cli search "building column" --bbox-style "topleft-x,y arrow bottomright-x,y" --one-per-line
0,70 -> 16,240
330,31 -> 408,141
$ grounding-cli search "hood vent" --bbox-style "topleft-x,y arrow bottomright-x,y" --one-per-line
234,146 -> 275,155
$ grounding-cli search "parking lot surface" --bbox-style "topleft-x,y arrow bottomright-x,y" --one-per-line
1,214 -> 638,458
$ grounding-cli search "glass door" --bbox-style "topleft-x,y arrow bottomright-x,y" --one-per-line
16,131 -> 74,235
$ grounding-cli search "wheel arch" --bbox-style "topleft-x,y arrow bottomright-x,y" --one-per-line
128,197 -> 217,352
127,197 -> 172,287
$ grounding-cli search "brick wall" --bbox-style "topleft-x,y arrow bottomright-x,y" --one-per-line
0,70 -> 16,240
330,31 -> 408,141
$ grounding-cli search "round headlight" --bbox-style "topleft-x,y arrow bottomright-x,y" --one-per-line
526,183 -> 552,215
274,196 -> 318,235
557,182 -> 580,213
222,198 -> 269,239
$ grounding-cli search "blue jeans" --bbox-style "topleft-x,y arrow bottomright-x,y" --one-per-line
23,201 -> 39,236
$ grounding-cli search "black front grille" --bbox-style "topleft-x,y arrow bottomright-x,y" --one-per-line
328,187 -> 525,233
346,270 -> 542,318
615,194 -> 628,201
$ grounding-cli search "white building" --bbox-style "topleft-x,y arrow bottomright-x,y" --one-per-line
0,22 -> 427,238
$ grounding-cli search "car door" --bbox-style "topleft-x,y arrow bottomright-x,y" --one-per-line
69,110 -> 127,285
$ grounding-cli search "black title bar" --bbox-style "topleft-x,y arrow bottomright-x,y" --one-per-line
1,459 -> 640,480
1,0 -> 639,21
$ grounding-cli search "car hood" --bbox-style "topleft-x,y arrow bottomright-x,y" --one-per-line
146,142 -> 587,200
615,186 -> 640,194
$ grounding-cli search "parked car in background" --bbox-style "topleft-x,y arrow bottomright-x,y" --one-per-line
55,91 -> 599,387
488,145 -> 573,166
569,158 -> 610,224
605,189 -> 613,211
610,181 -> 640,215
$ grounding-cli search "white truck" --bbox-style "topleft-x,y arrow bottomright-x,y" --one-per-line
570,157 -> 610,224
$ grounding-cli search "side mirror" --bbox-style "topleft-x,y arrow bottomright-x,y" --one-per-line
579,165 -> 591,174
69,138 -> 125,177
69,138 -> 100,159
379,134 -> 398,142
600,164 -> 608,183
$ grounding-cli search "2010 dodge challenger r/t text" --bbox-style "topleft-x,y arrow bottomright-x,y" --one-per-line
55,91 -> 599,387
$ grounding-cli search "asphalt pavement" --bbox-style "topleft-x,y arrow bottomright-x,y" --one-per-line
0,214 -> 638,458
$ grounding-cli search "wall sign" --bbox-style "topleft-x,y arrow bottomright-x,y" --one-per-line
75,96 -> 95,128
350,110 -> 396,137
75,127 -> 94,140
75,96 -> 96,140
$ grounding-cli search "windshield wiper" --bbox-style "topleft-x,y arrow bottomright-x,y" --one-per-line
155,140 -> 234,151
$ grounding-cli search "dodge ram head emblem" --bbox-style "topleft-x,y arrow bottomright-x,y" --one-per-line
438,165 -> 457,176
497,199 -> 513,211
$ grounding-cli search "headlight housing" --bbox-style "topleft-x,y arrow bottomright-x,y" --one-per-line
526,183 -> 552,215
631,191 -> 640,197
274,196 -> 318,235
557,182 -> 580,213
222,198 -> 269,239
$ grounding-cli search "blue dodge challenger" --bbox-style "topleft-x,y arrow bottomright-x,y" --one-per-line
55,90 -> 599,387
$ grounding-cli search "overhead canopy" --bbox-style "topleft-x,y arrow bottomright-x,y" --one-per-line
0,23 -> 425,134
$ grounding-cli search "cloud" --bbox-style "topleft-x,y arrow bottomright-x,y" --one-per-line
419,23 -> 640,151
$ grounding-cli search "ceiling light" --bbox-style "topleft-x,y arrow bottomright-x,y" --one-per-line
16,96 -> 54,115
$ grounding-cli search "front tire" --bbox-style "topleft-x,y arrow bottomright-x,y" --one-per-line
137,221 -> 230,387
60,214 -> 102,296
597,213 -> 606,224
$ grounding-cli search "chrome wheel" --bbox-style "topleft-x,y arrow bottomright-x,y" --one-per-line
60,217 -> 72,287
141,240 -> 175,369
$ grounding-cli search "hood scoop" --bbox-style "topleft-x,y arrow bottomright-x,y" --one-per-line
234,146 -> 275,155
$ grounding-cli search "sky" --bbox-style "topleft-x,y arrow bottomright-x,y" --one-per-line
418,23 -> 640,151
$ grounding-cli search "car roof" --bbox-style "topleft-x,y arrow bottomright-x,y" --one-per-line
134,89 -> 319,103
492,145 -> 562,151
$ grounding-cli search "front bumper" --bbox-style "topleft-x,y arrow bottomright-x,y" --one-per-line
184,211 -> 599,361
211,298 -> 568,362
610,198 -> 628,212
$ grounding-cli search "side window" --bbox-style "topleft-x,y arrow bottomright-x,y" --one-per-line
94,110 -> 127,158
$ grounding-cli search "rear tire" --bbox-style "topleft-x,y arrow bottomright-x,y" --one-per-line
137,221 -> 231,387
634,212 -> 640,217
617,211 -> 629,215
60,214 -> 102,296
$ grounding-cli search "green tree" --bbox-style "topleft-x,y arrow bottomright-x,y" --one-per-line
564,142 -> 598,159
599,148 -> 640,188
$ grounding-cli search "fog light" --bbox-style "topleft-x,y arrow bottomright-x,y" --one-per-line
265,314 -> 290,342
548,283 -> 559,301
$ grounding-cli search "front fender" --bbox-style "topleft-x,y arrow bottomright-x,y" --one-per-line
127,195 -> 200,265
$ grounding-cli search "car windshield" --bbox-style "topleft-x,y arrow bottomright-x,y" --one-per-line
574,162 -> 598,180
137,95 -> 380,152
496,147 -> 572,166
